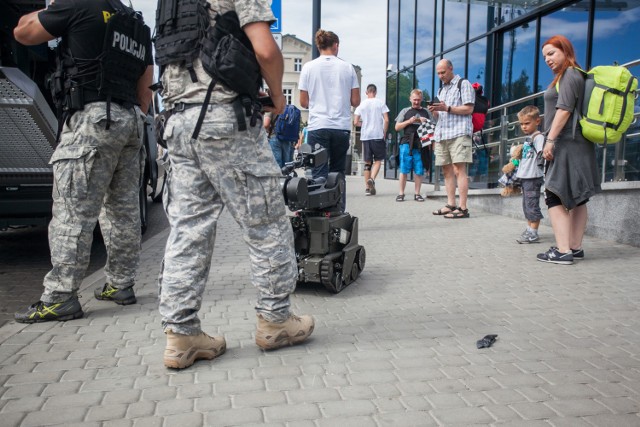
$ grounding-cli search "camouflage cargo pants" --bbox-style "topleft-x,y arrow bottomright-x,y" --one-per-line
41,103 -> 143,303
159,104 -> 297,335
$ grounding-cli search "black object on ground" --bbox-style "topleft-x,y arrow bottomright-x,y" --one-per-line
476,334 -> 498,349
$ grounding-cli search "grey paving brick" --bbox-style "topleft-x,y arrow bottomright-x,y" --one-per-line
155,397 -> 193,416
431,406 -> 495,424
4,371 -> 62,385
596,396 -> 640,414
40,380 -> 81,397
492,373 -> 548,388
86,403 -> 128,422
43,391 -> 103,409
0,383 -> 45,399
103,419 -> 132,427
348,370 -> 397,385
582,413 -> 640,427
546,398 -> 612,417
546,416 -> 594,427
215,379 -> 265,395
510,402 -> 559,420
517,386 -> 554,402
542,383 -> 603,399
205,407 -> 263,426
484,388 -> 529,404
318,399 -> 377,418
163,412 -> 203,427
424,392 -> 468,409
430,378 -> 471,394
375,410 -> 438,426
263,402 -> 321,422
264,377 -> 300,392
482,403 -> 523,422
132,416 -> 163,427
317,415 -> 377,427
95,365 -> 148,379
0,412 -> 26,427
80,377 -> 135,393
288,387 -> 341,404
0,396 -> 45,414
125,400 -> 156,418
140,385 -> 177,401
21,407 -> 87,427
398,395 -> 432,411
60,368 -> 98,382
32,359 -> 86,372
232,390 -> 287,408
0,363 -> 36,375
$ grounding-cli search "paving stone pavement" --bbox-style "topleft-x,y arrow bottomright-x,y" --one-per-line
1,176 -> 639,426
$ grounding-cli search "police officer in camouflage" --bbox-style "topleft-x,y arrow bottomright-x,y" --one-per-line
154,0 -> 314,369
13,0 -> 154,323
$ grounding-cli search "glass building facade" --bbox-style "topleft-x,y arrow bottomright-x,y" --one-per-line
386,0 -> 640,186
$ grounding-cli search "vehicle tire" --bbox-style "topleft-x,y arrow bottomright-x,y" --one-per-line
356,247 -> 366,272
139,183 -> 148,235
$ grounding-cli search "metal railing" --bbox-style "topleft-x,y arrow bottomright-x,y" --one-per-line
435,58 -> 640,190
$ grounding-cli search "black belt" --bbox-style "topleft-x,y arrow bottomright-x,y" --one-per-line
171,102 -> 202,113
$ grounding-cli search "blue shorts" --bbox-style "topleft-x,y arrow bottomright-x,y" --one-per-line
399,144 -> 424,175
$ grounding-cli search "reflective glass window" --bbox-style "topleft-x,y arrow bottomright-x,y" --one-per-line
399,0 -> 416,69
538,8 -> 589,93
435,0 -> 443,54
591,0 -> 640,67
499,21 -> 537,105
416,60 -> 434,103
467,37 -> 488,90
442,47 -> 466,83
397,68 -> 415,112
387,0 -> 399,72
469,2 -> 493,38
415,0 -> 436,63
442,0 -> 468,51
386,75 -> 399,127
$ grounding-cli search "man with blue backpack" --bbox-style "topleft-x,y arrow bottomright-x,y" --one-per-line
266,104 -> 301,168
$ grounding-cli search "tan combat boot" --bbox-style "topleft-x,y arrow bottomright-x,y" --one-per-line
255,313 -> 315,350
164,331 -> 226,369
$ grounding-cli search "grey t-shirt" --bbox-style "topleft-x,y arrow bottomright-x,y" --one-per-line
543,67 -> 584,138
516,133 -> 545,179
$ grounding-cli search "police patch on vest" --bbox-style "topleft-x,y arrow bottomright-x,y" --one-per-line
111,31 -> 146,60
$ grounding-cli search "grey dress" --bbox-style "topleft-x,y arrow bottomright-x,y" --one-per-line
543,67 -> 601,209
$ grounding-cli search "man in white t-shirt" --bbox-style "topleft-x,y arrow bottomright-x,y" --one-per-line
354,84 -> 389,196
299,29 -> 360,211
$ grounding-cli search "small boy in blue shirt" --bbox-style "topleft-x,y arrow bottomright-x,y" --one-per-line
515,106 -> 545,244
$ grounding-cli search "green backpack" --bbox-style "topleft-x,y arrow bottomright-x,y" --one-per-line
558,66 -> 638,144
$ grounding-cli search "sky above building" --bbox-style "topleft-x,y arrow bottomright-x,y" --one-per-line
134,0 -> 388,101
280,0 -> 388,100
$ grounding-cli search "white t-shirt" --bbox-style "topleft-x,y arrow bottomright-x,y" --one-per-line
354,98 -> 389,141
299,55 -> 359,131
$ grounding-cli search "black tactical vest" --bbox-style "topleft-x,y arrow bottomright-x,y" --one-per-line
100,1 -> 150,105
51,0 -> 149,114
154,0 -> 209,82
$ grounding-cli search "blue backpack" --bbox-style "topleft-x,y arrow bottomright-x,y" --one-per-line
275,104 -> 301,141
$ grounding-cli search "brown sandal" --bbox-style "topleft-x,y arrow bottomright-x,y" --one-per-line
433,204 -> 457,215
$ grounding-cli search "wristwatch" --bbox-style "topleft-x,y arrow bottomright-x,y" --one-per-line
447,106 -> 451,113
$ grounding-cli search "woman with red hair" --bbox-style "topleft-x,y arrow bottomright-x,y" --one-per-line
537,35 -> 600,265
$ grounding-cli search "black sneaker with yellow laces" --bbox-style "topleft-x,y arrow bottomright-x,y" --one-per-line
15,299 -> 84,323
94,283 -> 137,305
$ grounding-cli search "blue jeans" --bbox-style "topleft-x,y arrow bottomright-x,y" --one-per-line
308,128 -> 350,211
268,136 -> 295,168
